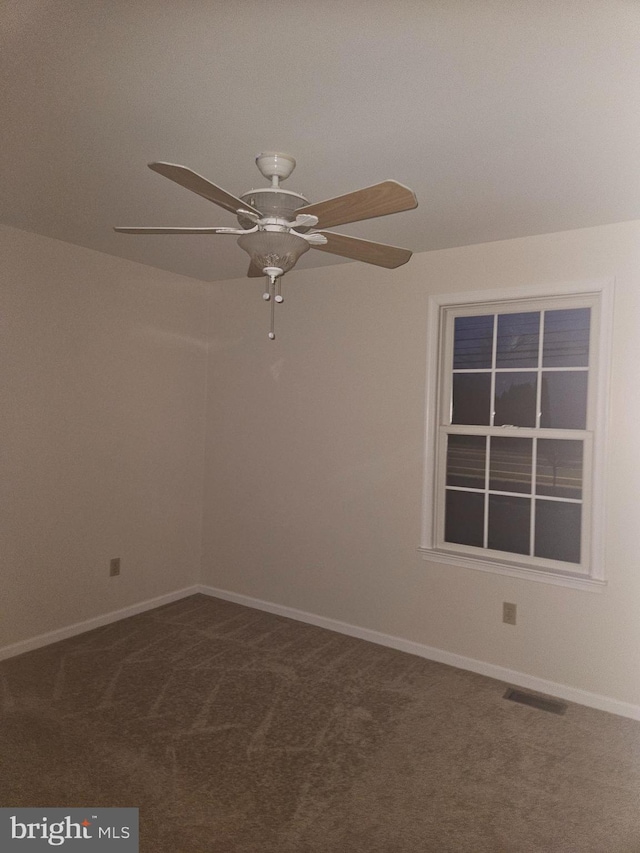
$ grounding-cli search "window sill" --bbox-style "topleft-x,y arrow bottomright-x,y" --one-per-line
417,547 -> 607,592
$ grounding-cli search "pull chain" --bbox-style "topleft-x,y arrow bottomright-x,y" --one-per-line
269,277 -> 276,339
263,271 -> 283,340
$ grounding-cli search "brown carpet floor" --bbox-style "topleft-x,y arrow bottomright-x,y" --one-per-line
1,593 -> 639,852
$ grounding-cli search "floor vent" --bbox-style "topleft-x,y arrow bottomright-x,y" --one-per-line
504,687 -> 567,715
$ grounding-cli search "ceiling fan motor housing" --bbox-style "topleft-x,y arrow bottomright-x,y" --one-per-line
237,188 -> 308,229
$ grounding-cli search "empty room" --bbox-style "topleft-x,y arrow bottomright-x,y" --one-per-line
2,2 -> 640,851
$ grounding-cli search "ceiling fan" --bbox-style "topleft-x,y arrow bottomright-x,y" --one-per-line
115,152 -> 418,339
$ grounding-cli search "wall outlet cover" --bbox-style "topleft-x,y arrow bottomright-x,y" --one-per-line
503,601 -> 517,625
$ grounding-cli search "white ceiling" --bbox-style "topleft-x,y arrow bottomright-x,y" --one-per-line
2,0 -> 640,282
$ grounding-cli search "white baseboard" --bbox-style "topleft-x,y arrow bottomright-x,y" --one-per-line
0,586 -> 200,662
197,584 -> 640,722
4,582 -> 638,722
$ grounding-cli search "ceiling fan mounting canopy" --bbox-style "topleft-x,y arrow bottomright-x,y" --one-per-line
254,151 -> 297,184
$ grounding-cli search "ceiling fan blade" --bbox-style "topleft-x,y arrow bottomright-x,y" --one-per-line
296,181 -> 417,229
148,162 -> 260,217
247,262 -> 264,277
114,226 -> 235,234
313,231 -> 412,268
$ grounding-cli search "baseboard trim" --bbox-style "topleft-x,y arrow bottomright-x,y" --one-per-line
198,584 -> 640,722
4,582 -> 638,721
0,586 -> 200,662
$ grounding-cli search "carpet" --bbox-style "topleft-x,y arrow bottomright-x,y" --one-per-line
1,594 -> 639,852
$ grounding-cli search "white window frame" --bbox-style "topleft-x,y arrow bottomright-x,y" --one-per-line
419,279 -> 614,591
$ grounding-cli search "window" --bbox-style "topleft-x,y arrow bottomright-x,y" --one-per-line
420,281 -> 613,589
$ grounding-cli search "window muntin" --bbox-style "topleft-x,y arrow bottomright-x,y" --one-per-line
432,292 -> 602,579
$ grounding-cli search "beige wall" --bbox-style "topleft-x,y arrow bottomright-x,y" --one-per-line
202,220 -> 640,707
2,226 -> 208,647
4,219 -> 639,708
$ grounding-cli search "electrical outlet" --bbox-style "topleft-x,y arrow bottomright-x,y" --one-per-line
109,557 -> 121,577
503,602 -> 517,625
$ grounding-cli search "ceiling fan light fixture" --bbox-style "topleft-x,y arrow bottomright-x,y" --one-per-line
237,230 -> 310,275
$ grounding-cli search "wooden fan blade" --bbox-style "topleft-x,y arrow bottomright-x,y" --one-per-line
247,262 -> 264,277
296,181 -> 417,229
313,231 -> 412,268
114,226 -> 232,234
148,162 -> 260,217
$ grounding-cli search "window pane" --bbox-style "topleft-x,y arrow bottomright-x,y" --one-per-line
496,312 -> 540,368
445,490 -> 484,547
454,315 -> 494,369
543,308 -> 590,368
540,372 -> 588,429
489,437 -> 532,494
494,373 -> 537,427
452,374 -> 491,425
447,435 -> 486,489
535,500 -> 581,563
536,440 -> 583,499
488,495 -> 530,555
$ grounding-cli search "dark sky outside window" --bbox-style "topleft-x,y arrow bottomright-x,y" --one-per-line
535,500 -> 581,563
452,374 -> 491,424
543,308 -> 590,368
540,372 -> 588,429
496,312 -> 540,368
488,495 -> 530,554
445,490 -> 484,547
494,373 -> 537,427
454,315 -> 494,369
